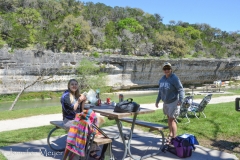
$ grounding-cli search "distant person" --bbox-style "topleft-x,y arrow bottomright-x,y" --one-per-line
61,79 -> 86,130
155,62 -> 185,143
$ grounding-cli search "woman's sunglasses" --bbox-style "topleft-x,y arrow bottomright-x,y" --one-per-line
163,68 -> 171,71
70,83 -> 78,86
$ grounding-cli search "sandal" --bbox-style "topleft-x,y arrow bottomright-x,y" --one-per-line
90,151 -> 100,160
165,135 -> 173,145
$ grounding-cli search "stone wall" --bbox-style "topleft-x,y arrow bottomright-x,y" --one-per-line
0,49 -> 240,94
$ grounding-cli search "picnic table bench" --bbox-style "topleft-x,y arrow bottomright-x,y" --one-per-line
120,117 -> 169,133
47,121 -> 112,152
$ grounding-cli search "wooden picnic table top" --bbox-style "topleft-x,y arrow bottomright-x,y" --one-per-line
92,104 -> 155,119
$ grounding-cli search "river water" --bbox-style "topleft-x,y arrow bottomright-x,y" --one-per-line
0,99 -> 61,111
0,90 -> 158,111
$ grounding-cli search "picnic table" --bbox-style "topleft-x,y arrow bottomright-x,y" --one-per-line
93,104 -> 168,160
202,84 -> 222,92
202,84 -> 212,92
48,104 -> 168,160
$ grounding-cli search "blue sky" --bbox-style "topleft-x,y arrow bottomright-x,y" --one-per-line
83,0 -> 240,33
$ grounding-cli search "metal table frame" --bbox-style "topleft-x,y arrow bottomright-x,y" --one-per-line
93,106 -> 159,160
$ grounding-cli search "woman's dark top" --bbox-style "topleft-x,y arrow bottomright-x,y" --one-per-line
61,90 -> 82,120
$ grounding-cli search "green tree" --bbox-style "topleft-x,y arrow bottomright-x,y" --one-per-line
142,13 -> 163,31
4,13 -> 30,48
83,2 -> 112,27
117,18 -> 144,33
175,26 -> 201,40
16,8 -> 42,27
59,0 -> 83,16
45,23 -> 61,52
77,58 -> 109,93
58,15 -> 91,51
39,0 -> 65,21
110,6 -> 128,21
126,7 -> 144,19
0,15 -> 6,47
0,36 -> 6,48
16,8 -> 42,44
153,31 -> 188,57
7,25 -> 29,48
104,21 -> 119,49
0,0 -> 20,12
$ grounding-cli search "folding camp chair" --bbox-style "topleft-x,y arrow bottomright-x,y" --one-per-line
175,96 -> 193,124
188,94 -> 212,119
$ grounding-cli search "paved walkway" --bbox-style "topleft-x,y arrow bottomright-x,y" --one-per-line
0,125 -> 238,160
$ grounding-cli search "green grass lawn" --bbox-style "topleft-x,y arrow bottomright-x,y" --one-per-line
0,125 -> 66,147
0,153 -> 7,160
0,106 -> 61,120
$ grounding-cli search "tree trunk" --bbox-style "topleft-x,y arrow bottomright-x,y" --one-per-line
9,77 -> 41,111
9,88 -> 25,111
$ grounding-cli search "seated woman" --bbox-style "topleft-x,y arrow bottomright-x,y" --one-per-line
61,79 -> 86,130
63,109 -> 102,160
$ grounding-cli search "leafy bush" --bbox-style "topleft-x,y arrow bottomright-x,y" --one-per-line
91,51 -> 100,58
77,58 -> 109,93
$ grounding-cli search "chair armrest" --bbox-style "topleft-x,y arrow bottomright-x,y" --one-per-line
191,102 -> 199,107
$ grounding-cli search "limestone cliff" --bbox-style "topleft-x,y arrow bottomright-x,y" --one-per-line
0,49 -> 240,94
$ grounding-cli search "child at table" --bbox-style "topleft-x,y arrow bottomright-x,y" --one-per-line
61,79 -> 87,130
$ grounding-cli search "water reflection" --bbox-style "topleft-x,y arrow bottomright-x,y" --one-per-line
0,98 -> 61,111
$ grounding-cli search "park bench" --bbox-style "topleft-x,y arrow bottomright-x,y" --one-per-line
120,118 -> 168,133
47,120 -> 113,159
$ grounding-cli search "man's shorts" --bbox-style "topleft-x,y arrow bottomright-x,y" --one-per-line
163,99 -> 180,118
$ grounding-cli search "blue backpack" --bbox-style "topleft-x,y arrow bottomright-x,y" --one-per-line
169,134 -> 199,158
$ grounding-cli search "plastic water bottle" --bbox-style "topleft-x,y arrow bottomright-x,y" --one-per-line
96,89 -> 101,106
119,94 -> 124,102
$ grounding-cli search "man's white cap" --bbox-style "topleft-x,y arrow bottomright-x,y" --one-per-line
163,62 -> 172,68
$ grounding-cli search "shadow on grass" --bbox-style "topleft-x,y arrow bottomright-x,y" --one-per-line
211,140 -> 240,155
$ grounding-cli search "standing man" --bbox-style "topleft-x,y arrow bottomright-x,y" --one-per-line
155,62 -> 184,143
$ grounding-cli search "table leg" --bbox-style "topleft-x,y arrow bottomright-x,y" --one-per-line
115,114 -> 140,160
115,119 -> 128,160
126,114 -> 139,159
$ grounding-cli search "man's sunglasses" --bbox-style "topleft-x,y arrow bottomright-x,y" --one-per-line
163,68 -> 171,70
